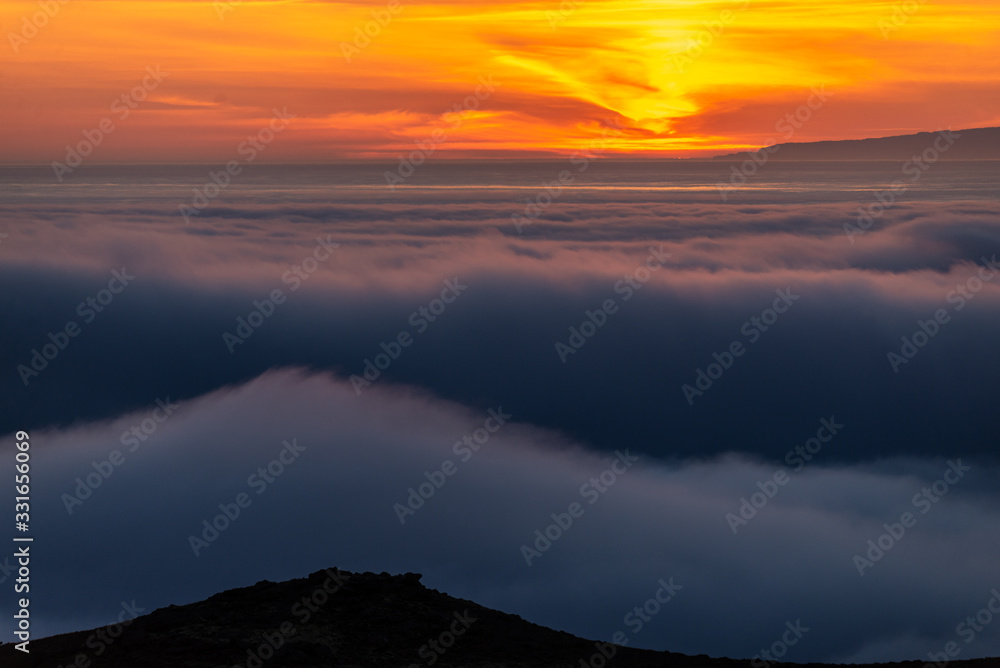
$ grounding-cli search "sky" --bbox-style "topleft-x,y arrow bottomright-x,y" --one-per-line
2,1 -> 999,661
2,0 -> 1000,162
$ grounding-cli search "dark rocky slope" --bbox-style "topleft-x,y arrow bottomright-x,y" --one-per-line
3,568 -> 999,667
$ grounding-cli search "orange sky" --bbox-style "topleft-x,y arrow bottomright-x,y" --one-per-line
1,0 -> 998,162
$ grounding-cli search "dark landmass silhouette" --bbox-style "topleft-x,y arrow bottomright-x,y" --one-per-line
712,126 -> 999,161
4,568 -> 1000,667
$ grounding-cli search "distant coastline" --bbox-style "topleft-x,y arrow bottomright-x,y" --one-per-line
712,126 -> 1000,161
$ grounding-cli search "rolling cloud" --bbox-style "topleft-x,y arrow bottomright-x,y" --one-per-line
2,175 -> 999,463
2,369 -> 998,663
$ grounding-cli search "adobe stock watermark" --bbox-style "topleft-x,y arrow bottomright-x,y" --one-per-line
844,129 -> 960,243
222,235 -> 339,353
511,168 -> 574,234
7,0 -> 70,53
213,0 -> 241,20
350,277 -> 468,393
394,407 -> 511,524
555,245 -> 671,363
887,255 -> 999,373
750,620 -> 810,667
578,577 -> 683,668
62,397 -> 181,514
407,610 -> 477,667
16,268 -> 135,387
234,568 -> 351,668
726,416 -> 843,534
52,65 -> 168,182
546,0 -> 582,29
0,555 -> 16,586
878,0 -> 928,39
340,0 -> 402,62
179,107 -> 295,224
682,288 -> 799,405
925,588 -> 1000,668
520,450 -> 639,566
384,76 -> 498,189
512,122 -> 623,234
188,438 -> 306,556
716,85 -> 831,201
852,459 -> 971,576
667,0 -> 751,73
53,600 -> 146,668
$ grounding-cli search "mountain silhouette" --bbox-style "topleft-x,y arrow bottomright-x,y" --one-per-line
4,567 -> 1000,667
712,126 -> 999,161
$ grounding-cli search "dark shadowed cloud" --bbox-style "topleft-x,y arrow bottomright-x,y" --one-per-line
2,369 -> 998,663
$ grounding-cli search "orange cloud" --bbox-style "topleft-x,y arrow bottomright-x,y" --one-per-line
1,0 -> 997,162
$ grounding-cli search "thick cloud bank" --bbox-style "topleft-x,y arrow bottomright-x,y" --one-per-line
3,369 -> 999,663
3,179 -> 1000,463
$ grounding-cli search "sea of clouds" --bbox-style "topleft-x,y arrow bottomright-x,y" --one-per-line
1,173 -> 999,662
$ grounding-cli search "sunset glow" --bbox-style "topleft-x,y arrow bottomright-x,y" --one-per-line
2,0 -> 999,162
